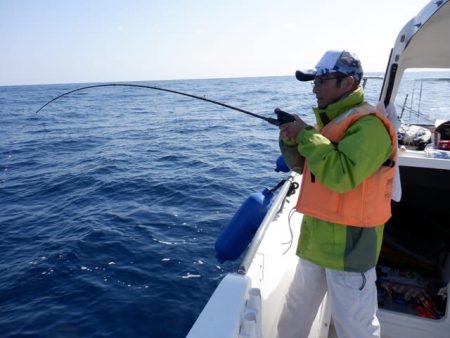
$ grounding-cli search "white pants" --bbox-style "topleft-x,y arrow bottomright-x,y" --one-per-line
277,259 -> 380,338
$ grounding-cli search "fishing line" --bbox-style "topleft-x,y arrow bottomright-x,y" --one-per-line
34,83 -> 295,126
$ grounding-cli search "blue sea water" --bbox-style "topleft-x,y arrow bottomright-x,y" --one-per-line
0,73 -> 433,337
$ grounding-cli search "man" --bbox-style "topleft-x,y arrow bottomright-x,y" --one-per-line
277,50 -> 397,338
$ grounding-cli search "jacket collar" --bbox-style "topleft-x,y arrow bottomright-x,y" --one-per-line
313,87 -> 365,128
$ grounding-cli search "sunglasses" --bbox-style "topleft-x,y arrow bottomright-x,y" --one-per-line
312,75 -> 348,87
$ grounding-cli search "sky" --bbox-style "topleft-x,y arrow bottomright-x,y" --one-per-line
0,0 -> 432,86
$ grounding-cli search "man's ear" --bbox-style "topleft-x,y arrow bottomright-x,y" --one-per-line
343,77 -> 351,88
343,76 -> 357,90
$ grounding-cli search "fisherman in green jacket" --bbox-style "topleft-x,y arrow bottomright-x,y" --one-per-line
277,50 -> 394,338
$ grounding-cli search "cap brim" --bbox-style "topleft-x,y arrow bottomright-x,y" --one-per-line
295,69 -> 316,82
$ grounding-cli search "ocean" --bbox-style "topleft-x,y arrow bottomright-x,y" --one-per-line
0,73 -> 442,337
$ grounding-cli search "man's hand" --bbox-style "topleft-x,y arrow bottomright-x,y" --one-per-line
279,115 -> 307,141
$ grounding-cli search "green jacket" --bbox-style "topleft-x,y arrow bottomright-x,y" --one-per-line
281,87 -> 392,272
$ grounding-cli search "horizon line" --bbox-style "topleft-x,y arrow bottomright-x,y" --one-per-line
2,69 -> 448,87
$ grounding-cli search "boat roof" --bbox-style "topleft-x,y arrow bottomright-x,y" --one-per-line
380,0 -> 450,104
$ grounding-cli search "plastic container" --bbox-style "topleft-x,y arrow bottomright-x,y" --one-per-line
275,155 -> 290,173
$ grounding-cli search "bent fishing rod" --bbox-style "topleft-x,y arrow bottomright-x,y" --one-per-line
34,83 -> 295,126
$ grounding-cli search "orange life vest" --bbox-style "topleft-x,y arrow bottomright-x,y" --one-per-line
296,104 -> 397,227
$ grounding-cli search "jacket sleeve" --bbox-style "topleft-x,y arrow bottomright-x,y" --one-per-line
296,115 -> 392,193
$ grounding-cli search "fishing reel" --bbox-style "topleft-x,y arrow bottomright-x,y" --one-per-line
267,108 -> 296,126
275,108 -> 296,124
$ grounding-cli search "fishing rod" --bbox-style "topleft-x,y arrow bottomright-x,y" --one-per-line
34,83 -> 295,126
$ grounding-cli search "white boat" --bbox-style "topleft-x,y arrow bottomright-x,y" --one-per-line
188,1 -> 450,337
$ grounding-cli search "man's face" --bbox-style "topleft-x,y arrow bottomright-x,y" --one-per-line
312,74 -> 350,109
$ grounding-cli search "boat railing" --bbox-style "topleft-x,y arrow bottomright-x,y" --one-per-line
362,75 -> 383,89
238,174 -> 297,275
